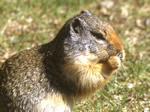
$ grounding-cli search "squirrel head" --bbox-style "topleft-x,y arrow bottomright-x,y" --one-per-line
53,10 -> 124,65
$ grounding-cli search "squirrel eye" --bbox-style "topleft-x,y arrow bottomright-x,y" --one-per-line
91,32 -> 105,40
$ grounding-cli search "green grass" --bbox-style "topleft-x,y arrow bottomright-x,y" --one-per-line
0,0 -> 150,112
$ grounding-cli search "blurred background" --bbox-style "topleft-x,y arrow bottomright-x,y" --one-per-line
0,0 -> 149,112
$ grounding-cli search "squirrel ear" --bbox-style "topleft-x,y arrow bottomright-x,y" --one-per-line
80,10 -> 91,16
72,18 -> 83,34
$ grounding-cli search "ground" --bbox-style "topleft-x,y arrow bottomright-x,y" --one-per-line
0,0 -> 149,112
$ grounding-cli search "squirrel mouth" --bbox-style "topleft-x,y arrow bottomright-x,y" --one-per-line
97,50 -> 124,64
98,51 -> 124,63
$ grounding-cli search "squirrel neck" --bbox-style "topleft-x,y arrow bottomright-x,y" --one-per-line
61,61 -> 114,100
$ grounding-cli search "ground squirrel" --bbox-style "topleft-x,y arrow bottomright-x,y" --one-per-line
0,10 -> 124,112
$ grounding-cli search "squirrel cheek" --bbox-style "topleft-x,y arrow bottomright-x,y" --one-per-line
107,56 -> 121,69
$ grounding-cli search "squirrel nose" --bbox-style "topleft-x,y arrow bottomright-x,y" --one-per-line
117,50 -> 125,62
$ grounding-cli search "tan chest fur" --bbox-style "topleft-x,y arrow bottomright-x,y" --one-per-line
63,55 -> 121,100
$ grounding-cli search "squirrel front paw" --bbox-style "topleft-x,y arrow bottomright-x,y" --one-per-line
107,56 -> 121,69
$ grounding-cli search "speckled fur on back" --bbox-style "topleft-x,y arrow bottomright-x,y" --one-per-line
0,10 -> 124,112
